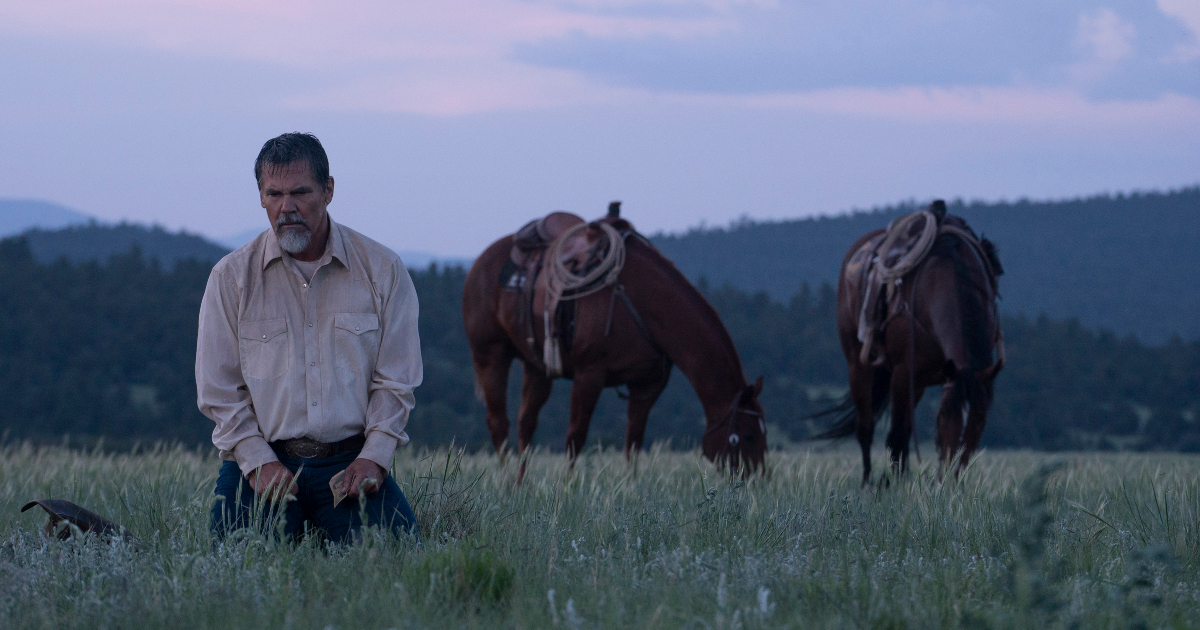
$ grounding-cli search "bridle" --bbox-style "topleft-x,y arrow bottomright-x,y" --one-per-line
703,389 -> 765,460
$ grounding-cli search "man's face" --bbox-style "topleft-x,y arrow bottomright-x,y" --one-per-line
259,162 -> 334,255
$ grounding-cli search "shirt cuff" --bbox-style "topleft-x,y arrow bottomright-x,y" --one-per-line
233,436 -> 279,477
358,431 -> 399,471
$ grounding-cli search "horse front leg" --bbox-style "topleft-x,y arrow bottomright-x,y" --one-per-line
564,368 -> 605,468
471,342 -> 515,460
516,362 -> 554,454
623,375 -> 669,461
515,362 -> 554,484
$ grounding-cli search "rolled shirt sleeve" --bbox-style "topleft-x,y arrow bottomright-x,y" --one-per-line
359,259 -> 423,469
195,264 -> 280,475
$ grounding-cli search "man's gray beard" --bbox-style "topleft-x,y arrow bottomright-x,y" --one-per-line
277,226 -> 311,253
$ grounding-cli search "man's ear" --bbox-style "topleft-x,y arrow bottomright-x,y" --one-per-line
324,177 -> 335,205
753,375 -> 763,396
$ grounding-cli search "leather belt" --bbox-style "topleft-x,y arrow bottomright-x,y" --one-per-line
270,434 -> 366,459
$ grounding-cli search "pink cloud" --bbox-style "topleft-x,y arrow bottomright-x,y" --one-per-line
708,86 -> 1200,130
0,0 -> 734,66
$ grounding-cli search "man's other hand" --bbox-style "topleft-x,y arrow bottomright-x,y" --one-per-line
341,458 -> 386,498
246,462 -> 297,501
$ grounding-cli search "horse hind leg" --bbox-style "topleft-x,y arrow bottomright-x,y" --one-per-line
956,372 -> 992,476
887,367 -> 922,477
847,362 -> 878,486
935,375 -> 967,479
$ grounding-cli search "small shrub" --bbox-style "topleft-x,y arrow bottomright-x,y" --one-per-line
413,543 -> 515,609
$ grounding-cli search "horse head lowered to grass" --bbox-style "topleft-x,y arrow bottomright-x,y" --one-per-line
814,200 -> 1005,484
463,203 -> 767,478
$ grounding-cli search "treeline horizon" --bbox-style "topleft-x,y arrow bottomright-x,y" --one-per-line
0,234 -> 1197,454
654,186 -> 1200,343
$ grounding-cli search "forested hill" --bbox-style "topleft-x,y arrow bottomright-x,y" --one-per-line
652,187 -> 1200,343
2,230 -> 1199,454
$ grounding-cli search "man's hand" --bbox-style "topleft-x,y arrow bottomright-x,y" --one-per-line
246,461 -> 298,501
341,458 -> 386,498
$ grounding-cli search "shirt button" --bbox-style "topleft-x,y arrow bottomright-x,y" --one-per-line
303,283 -> 308,288
310,361 -> 315,366
261,334 -> 266,339
355,327 -> 360,331
308,323 -> 313,327
312,402 -> 318,406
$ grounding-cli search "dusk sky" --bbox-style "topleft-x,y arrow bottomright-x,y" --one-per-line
1,0 -> 1197,257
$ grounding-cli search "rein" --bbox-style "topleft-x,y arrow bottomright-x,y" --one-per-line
604,236 -> 673,401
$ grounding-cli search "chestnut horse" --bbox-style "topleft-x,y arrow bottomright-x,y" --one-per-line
816,204 -> 1004,483
463,212 -> 767,475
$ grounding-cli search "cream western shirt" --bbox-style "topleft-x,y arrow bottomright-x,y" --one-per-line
196,219 -> 422,475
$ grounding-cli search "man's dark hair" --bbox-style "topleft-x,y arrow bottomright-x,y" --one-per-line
254,132 -> 330,190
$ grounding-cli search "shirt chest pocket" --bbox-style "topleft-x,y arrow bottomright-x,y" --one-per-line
239,319 -> 290,381
332,313 -> 381,374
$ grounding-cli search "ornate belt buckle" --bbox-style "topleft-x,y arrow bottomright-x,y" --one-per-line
286,438 -> 333,459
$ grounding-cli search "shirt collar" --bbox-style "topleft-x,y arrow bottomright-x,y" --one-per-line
261,216 -> 346,271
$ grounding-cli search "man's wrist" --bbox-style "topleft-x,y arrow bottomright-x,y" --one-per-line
358,432 -> 398,472
233,436 -> 279,477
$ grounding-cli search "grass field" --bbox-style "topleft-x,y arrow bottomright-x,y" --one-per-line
1,444 -> 1198,629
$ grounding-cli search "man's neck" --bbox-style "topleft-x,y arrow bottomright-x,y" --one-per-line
290,215 -> 331,262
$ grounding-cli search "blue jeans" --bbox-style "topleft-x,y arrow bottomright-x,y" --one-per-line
210,450 -> 418,544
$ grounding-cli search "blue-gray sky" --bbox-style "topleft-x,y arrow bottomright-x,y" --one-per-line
1,0 -> 1197,256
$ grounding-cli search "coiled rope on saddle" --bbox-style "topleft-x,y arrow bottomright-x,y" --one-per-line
546,221 -> 626,300
542,221 -> 627,376
877,210 -> 939,282
856,210 -> 938,365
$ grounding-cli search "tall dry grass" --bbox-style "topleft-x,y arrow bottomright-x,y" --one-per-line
1,443 -> 1198,628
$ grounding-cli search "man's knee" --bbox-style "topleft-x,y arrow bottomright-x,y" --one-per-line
371,476 -> 418,538
210,461 -> 252,540
323,476 -> 418,543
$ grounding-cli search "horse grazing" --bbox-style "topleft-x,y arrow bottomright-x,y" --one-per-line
463,205 -> 767,476
815,200 -> 1004,483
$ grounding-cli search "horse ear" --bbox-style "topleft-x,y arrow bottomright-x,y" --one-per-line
752,375 -> 763,396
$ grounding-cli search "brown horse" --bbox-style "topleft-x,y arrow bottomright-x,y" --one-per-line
815,202 -> 1005,483
463,211 -> 767,475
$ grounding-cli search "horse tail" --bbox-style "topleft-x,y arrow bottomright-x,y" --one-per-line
808,369 -> 891,440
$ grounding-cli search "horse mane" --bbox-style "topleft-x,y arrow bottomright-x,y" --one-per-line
622,230 -> 748,386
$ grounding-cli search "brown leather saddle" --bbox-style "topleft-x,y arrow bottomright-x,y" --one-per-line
500,212 -> 587,369
499,202 -> 663,378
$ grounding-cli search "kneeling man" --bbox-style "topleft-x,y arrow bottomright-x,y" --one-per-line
197,132 -> 421,542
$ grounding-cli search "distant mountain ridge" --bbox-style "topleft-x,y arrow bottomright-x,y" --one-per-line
0,199 -> 90,237
651,187 -> 1200,343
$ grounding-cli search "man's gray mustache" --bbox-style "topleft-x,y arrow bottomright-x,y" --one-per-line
275,213 -> 310,229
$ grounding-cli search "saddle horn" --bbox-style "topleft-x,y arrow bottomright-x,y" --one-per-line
929,199 -> 947,222
607,201 -> 621,218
